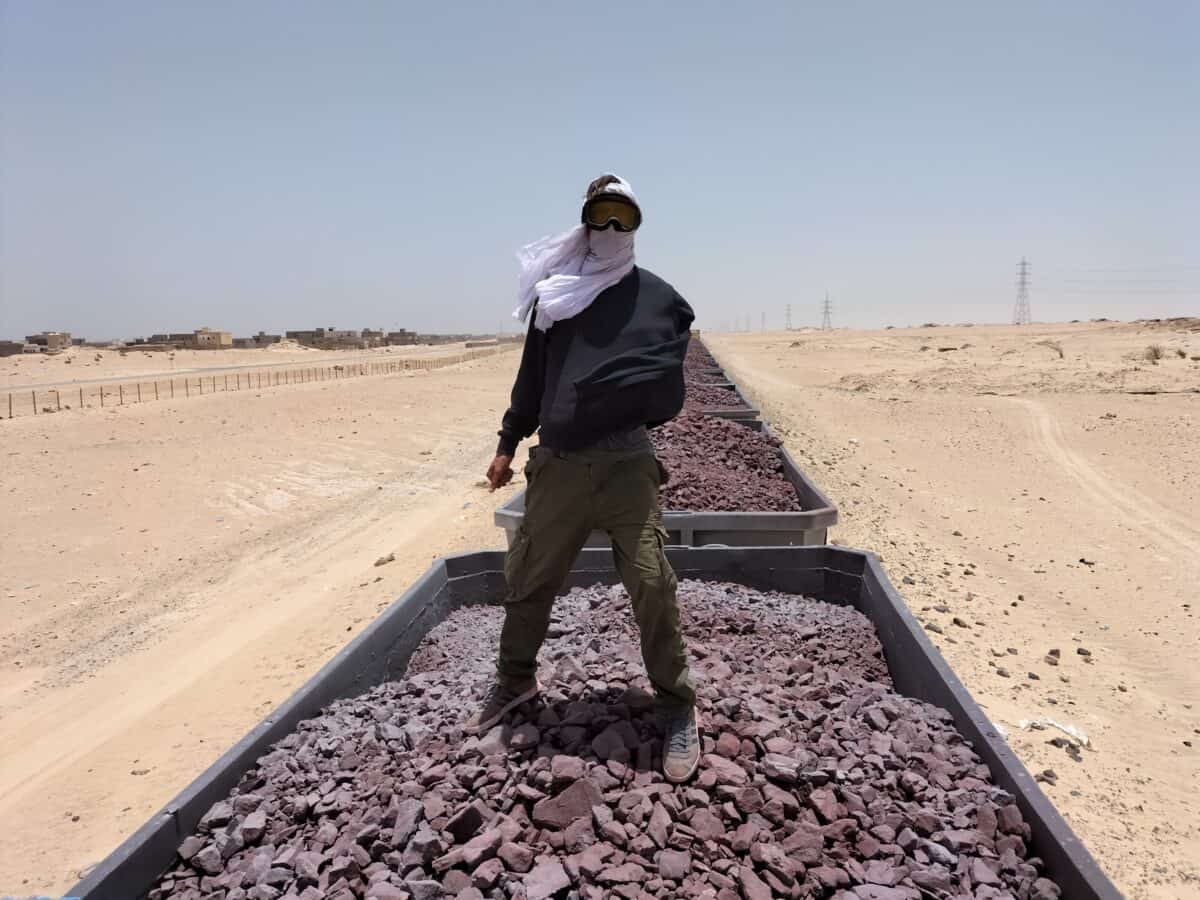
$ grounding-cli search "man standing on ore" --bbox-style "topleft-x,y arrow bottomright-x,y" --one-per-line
466,173 -> 700,783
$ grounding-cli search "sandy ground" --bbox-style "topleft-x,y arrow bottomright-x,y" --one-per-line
707,321 -> 1200,899
1,320 -> 1197,897
0,351 -> 523,895
1,340 -> 501,391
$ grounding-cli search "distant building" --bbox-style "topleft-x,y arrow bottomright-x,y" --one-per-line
149,332 -> 196,346
386,329 -> 417,346
284,329 -> 320,346
25,331 -> 73,351
233,331 -> 282,349
0,340 -> 24,357
285,327 -> 365,349
194,327 -> 232,349
140,328 -> 233,349
362,328 -> 386,347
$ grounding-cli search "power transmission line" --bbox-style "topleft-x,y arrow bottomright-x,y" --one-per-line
1013,258 -> 1032,325
820,293 -> 833,330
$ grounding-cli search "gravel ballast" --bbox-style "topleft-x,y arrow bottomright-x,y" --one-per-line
682,383 -> 748,413
684,371 -> 729,385
150,581 -> 1063,900
684,343 -> 720,371
651,415 -> 802,513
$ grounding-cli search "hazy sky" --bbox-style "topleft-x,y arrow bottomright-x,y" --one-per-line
2,1 -> 1197,340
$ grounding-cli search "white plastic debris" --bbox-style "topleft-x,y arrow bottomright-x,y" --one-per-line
1018,717 -> 1090,747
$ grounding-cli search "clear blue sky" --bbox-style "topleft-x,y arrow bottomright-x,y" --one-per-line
2,1 -> 1197,340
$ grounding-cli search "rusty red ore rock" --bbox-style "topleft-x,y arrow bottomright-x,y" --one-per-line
685,342 -> 720,370
149,581 -> 1061,899
651,414 -> 802,513
682,342 -> 730,385
682,381 -> 748,413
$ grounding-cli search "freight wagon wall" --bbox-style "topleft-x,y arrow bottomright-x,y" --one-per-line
694,385 -> 761,421
493,424 -> 837,548
72,562 -> 472,900
74,547 -> 1118,900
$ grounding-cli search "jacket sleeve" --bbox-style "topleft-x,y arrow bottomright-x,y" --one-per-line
674,289 -> 696,335
496,312 -> 545,456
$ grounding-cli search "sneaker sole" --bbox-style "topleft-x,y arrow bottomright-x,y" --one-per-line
464,681 -> 541,735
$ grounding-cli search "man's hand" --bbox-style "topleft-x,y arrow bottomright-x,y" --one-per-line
486,454 -> 514,492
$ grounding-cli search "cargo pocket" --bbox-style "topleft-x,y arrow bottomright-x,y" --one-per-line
526,446 -> 557,486
656,523 -> 678,590
504,526 -> 533,601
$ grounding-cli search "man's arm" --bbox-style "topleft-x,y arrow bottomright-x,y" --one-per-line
487,313 -> 545,490
497,313 -> 545,455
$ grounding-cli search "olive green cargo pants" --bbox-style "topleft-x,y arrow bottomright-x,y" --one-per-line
498,446 -> 695,710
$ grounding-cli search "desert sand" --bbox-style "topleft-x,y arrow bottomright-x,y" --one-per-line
707,321 -> 1199,899
0,320 -> 1197,898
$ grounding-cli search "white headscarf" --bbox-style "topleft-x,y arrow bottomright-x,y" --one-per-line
513,175 -> 639,332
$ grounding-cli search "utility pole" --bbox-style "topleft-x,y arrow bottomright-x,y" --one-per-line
820,292 -> 833,331
1013,257 -> 1032,325
785,304 -> 792,331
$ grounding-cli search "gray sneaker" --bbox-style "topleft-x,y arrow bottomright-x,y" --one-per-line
464,678 -> 540,735
661,706 -> 700,783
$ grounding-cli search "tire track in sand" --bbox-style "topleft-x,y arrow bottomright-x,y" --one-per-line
1016,398 -> 1200,560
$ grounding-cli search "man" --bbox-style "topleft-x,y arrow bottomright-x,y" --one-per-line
468,174 -> 700,783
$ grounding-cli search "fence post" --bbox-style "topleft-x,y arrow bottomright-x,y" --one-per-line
154,382 -> 159,401
119,385 -> 124,405
137,383 -> 142,403
8,393 -> 12,418
79,387 -> 84,408
101,387 -> 105,407
225,374 -> 229,391
186,379 -> 190,397
171,379 -> 175,399
32,390 -> 37,414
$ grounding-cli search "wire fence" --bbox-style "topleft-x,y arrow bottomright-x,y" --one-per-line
3,345 -> 516,420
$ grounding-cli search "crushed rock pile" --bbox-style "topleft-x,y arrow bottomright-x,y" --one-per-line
151,581 -> 1062,900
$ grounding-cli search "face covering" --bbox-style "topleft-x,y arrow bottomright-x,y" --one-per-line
513,175 -> 639,332
584,227 -> 635,266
